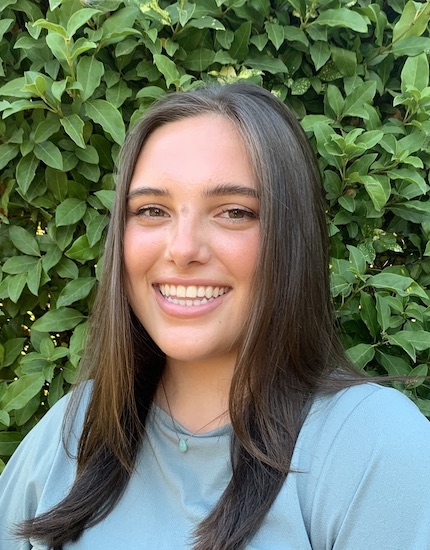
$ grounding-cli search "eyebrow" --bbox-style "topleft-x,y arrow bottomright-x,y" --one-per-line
203,183 -> 258,199
127,183 -> 258,200
127,187 -> 170,199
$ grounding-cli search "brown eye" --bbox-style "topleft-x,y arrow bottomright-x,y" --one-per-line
220,208 -> 256,220
135,206 -> 168,217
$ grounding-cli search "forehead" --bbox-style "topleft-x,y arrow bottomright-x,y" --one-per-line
128,115 -> 255,193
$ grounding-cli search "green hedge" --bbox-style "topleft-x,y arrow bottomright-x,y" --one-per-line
1,0 -> 430,469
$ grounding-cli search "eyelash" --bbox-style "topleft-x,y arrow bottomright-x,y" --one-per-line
220,208 -> 256,220
131,206 -> 258,222
133,206 -> 168,218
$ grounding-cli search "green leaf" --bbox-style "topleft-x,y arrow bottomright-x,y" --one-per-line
56,257 -> 79,279
0,410 -> 10,427
7,273 -> 27,303
246,55 -> 288,74
368,273 -> 414,292
401,52 -> 429,92
14,394 -> 40,426
15,153 -> 40,195
33,117 -> 61,144
314,8 -> 369,33
42,244 -> 63,273
51,79 -> 67,102
9,226 -> 40,256
347,245 -> 366,276
86,213 -> 109,247
76,56 -> 104,102
393,0 -> 430,42
153,54 -> 180,89
0,373 -> 45,413
230,21 -> 252,61
342,81 -> 376,118
378,351 -> 410,377
46,32 -> 68,61
2,100 -> 47,118
310,41 -> 331,71
0,77 -> 34,99
183,49 -> 215,71
45,167 -> 68,202
65,235 -> 98,261
94,190 -> 115,212
105,81 -> 132,108
55,198 -> 87,227
361,175 -> 391,211
250,34 -> 268,52
331,46 -> 357,77
102,6 -> 139,38
346,343 -> 375,369
326,85 -> 344,117
188,16 -> 225,30
0,18 -> 13,41
0,143 -> 19,170
66,8 -> 100,38
3,338 -> 25,367
27,259 -> 42,295
284,26 -> 308,47
360,291 -> 379,339
391,37 -> 430,57
48,373 -> 64,407
387,331 -> 430,361
32,307 -> 84,332
60,114 -> 86,148
85,100 -> 125,145
2,256 -> 39,274
0,432 -> 24,457
406,364 -> 428,388
34,142 -> 63,170
57,277 -> 96,308
135,86 -> 166,99
33,19 -> 66,37
266,22 -> 284,50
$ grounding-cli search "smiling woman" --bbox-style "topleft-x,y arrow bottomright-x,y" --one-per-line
1,84 -> 430,550
124,115 -> 259,375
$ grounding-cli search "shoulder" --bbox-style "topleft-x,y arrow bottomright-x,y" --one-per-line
0,380 -> 92,479
0,382 -> 92,541
294,383 -> 430,549
311,382 -> 428,446
12,381 -> 92,458
297,383 -> 430,470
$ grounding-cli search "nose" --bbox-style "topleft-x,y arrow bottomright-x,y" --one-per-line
164,213 -> 210,269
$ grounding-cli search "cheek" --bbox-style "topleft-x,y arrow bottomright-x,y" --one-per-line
123,225 -> 162,278
220,230 -> 259,282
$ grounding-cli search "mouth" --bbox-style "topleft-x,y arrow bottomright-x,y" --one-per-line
157,284 -> 231,307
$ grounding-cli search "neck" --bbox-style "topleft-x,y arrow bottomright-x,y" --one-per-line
156,355 -> 234,432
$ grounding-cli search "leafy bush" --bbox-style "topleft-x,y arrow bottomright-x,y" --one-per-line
1,0 -> 430,469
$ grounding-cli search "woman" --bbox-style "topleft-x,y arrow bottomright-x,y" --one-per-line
1,83 -> 430,550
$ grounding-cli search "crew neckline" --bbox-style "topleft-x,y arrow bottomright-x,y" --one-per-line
151,403 -> 232,439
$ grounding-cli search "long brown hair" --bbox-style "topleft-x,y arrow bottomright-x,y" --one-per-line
18,83 -> 359,549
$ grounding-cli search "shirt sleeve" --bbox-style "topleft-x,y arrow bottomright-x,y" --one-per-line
308,386 -> 430,550
0,389 -> 85,550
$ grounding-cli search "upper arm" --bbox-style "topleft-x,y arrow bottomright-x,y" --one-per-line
308,387 -> 430,550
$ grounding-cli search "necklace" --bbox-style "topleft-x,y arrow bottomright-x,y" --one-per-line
161,381 -> 229,453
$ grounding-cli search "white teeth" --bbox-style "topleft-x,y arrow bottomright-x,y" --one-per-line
186,286 -> 197,298
176,285 -> 186,298
159,284 -> 229,306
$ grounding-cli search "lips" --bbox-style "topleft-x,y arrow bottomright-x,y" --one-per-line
157,284 -> 230,306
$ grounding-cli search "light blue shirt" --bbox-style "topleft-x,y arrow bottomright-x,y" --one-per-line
1,383 -> 430,549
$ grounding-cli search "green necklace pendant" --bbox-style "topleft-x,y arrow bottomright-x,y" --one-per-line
178,439 -> 188,453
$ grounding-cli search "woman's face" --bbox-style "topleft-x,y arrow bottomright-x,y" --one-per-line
123,115 -> 259,368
